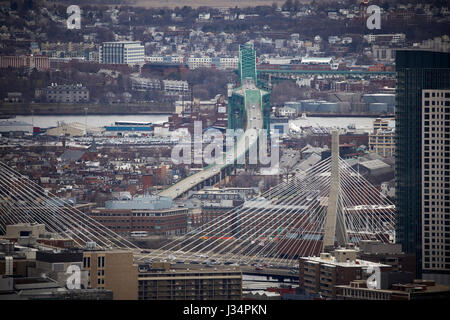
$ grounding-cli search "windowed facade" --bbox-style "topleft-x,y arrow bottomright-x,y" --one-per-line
422,89 -> 450,278
100,41 -> 145,66
395,50 -> 450,279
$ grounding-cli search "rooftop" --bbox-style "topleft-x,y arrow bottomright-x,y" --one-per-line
104,195 -> 173,210
359,159 -> 391,171
303,255 -> 390,268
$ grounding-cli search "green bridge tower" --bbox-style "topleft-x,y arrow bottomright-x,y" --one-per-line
228,44 -> 271,133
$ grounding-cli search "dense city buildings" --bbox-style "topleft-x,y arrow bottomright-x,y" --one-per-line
1,0 -> 450,304
395,50 -> 450,282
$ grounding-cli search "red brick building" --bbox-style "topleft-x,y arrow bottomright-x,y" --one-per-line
89,196 -> 188,236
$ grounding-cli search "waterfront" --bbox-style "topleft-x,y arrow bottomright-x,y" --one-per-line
13,114 -> 170,128
11,115 -> 384,131
290,116 -> 388,132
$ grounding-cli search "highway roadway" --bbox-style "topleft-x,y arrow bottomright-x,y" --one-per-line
159,82 -> 264,199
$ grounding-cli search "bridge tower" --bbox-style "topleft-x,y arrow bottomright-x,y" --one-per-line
228,44 -> 270,133
322,129 -> 348,252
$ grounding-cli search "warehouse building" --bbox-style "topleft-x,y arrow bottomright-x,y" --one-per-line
0,120 -> 33,136
46,122 -> 103,137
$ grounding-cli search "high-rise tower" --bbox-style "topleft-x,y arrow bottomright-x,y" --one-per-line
395,50 -> 450,282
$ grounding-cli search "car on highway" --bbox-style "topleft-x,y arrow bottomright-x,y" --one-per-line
255,266 -> 263,271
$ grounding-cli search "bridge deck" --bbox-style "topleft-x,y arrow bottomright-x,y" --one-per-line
159,83 -> 264,199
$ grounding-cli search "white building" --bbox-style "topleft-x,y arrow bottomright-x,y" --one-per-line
145,56 -> 164,63
364,34 -> 406,44
277,106 -> 297,118
214,57 -> 239,70
163,80 -> 189,97
99,41 -> 145,65
131,77 -> 161,91
145,55 -> 185,64
301,57 -> 334,65
0,120 -> 33,135
187,56 -> 212,69
45,83 -> 89,103
421,89 -> 450,285
265,57 -> 295,65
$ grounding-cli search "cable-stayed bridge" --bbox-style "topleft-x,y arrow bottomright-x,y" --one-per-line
0,129 -> 395,269
138,134 -> 395,267
0,42 -> 396,268
0,161 -> 139,251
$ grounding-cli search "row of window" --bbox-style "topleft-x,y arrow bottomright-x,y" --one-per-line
424,263 -> 450,269
341,288 -> 390,300
424,92 -> 450,98
423,101 -> 450,107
